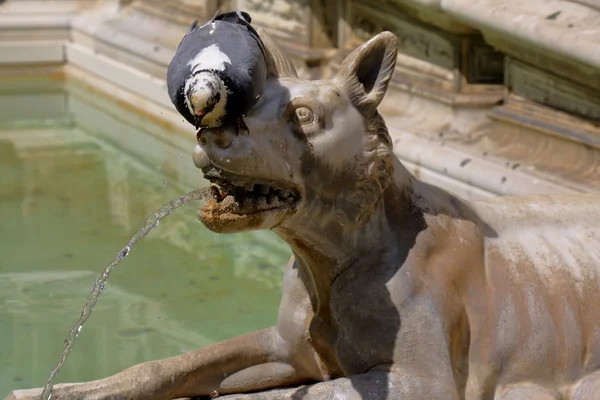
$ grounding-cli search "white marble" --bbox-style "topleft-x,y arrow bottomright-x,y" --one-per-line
0,41 -> 64,64
443,0 -> 600,70
0,0 -> 598,199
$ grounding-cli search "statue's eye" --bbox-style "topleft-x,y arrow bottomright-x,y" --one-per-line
291,107 -> 314,125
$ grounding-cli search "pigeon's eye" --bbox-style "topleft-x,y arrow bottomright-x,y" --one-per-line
291,107 -> 314,125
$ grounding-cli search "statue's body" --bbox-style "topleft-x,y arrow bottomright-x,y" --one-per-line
8,30 -> 600,400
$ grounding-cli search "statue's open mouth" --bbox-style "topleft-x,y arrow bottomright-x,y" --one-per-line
201,166 -> 300,215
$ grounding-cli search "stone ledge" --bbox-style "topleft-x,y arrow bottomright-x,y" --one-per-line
391,128 -> 579,198
0,0 -> 597,199
504,58 -> 600,123
442,0 -> 600,88
68,1 -> 340,81
63,63 -> 193,152
490,95 -> 600,151
0,0 -> 104,40
65,42 -> 171,109
69,4 -> 182,74
0,41 -> 64,64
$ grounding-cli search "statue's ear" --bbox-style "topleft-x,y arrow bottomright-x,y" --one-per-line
335,32 -> 398,116
256,27 -> 298,79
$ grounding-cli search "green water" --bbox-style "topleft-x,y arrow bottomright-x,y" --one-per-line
0,82 -> 290,395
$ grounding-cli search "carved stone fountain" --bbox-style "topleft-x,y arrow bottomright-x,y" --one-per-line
1,0 -> 598,200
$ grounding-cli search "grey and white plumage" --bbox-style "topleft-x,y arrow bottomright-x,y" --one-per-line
167,10 -> 267,130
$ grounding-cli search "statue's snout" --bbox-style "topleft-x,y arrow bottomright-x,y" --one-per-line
192,143 -> 211,169
193,126 -> 236,169
193,123 -> 252,170
197,126 -> 236,150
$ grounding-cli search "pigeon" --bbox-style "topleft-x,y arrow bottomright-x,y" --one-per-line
166,10 -> 267,131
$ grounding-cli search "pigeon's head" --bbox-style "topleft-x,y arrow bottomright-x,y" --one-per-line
184,71 -> 228,129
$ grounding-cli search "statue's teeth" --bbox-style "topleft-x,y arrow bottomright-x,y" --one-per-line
258,184 -> 270,195
244,182 -> 255,192
256,197 -> 268,208
210,185 -> 222,201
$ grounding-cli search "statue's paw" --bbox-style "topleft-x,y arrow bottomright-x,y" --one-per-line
218,387 -> 306,400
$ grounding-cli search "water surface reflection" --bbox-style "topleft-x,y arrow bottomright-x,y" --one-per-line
0,89 -> 290,394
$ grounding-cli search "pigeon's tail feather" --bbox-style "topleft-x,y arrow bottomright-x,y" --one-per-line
214,10 -> 252,25
237,10 -> 252,23
208,8 -> 222,23
186,8 -> 221,34
187,20 -> 199,33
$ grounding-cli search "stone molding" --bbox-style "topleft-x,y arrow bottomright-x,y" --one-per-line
0,0 -> 598,200
443,0 -> 600,89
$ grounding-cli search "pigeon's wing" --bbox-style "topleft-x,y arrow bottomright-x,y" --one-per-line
210,11 -> 266,64
228,12 -> 267,68
224,26 -> 268,110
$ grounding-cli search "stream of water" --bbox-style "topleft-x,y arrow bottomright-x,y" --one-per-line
40,188 -> 210,400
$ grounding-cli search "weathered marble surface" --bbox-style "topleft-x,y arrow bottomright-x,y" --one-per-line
0,0 -> 598,199
444,0 -> 600,75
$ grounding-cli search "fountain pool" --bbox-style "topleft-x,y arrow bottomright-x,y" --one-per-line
0,72 -> 290,396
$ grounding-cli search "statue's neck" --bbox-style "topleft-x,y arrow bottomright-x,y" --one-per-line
272,159 -> 420,378
274,158 -> 416,308
272,157 -> 476,378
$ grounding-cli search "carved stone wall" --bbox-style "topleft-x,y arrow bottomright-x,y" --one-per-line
0,0 -> 598,200
338,1 -> 504,103
327,0 -> 600,196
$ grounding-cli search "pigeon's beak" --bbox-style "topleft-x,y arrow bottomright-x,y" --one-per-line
194,111 -> 205,129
